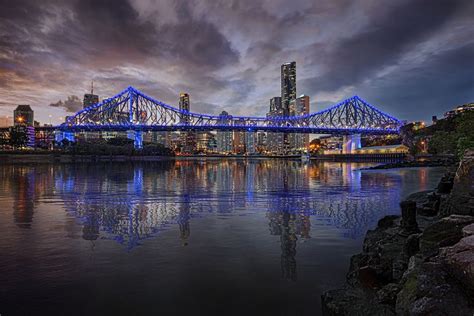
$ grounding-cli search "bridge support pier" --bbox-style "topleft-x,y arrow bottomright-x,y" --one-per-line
55,131 -> 75,144
342,134 -> 361,154
127,130 -> 143,149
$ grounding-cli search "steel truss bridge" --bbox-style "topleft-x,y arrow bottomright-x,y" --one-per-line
59,86 -> 401,134
0,86 -> 402,151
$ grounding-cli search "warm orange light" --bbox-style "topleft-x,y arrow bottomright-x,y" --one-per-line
17,116 -> 24,122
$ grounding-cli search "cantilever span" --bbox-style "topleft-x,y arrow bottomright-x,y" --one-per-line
60,86 -> 401,135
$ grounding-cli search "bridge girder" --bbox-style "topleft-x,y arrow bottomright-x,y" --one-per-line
59,86 -> 401,135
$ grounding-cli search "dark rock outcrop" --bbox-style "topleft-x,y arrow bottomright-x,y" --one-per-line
322,150 -> 474,315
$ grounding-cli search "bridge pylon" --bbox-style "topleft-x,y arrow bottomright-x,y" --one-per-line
342,134 -> 361,154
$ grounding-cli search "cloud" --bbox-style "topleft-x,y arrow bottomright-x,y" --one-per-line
49,95 -> 82,112
0,0 -> 473,123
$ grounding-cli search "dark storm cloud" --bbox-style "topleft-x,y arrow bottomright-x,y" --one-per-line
49,95 -> 82,112
300,0 -> 468,92
0,0 -> 473,123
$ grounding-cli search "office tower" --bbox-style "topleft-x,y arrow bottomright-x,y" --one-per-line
178,93 -> 196,153
266,97 -> 284,154
281,62 -> 296,115
216,111 -> 233,153
14,105 -> 34,126
179,93 -> 190,121
281,62 -> 296,153
289,95 -> 310,151
233,118 -> 246,154
245,131 -> 256,154
83,81 -> 99,109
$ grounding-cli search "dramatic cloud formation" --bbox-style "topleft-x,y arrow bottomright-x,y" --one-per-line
0,0 -> 473,124
49,95 -> 82,112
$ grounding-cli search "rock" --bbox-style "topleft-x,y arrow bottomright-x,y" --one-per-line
404,233 -> 421,257
321,287 -> 395,316
377,215 -> 399,229
439,235 -> 474,294
419,215 -> 474,257
377,283 -> 401,305
396,261 -> 473,316
400,200 -> 420,235
463,223 -> 474,237
444,150 -> 474,216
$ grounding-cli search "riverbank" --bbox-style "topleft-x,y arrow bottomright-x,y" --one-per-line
360,157 -> 456,170
0,153 -> 307,163
322,150 -> 474,315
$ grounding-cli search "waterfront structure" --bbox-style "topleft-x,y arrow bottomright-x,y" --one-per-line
289,95 -> 310,151
52,86 -> 401,152
355,144 -> 409,154
216,111 -> 233,153
14,105 -> 34,126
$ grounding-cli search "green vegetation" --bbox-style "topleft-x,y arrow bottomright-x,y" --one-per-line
424,112 -> 474,158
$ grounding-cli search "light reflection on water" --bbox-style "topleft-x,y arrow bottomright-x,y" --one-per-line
0,160 -> 444,315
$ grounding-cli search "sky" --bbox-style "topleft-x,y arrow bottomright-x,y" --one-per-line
0,0 -> 473,125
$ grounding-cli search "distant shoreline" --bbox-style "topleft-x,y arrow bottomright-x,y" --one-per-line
0,152 -> 410,164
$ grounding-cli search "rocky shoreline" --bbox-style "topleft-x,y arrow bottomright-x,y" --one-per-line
322,150 -> 474,315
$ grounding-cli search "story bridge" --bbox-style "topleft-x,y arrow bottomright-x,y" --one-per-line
2,86 -> 403,152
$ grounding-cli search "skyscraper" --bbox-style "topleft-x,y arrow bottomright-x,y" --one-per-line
83,81 -> 99,109
289,95 -> 310,151
281,62 -> 296,154
179,93 -> 190,123
216,111 -> 233,153
178,93 -> 196,153
266,97 -> 285,154
281,62 -> 296,115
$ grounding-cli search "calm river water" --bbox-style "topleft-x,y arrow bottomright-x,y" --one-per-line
0,160 -> 445,315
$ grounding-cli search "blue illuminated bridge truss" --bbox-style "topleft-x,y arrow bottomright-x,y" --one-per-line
60,86 -> 401,135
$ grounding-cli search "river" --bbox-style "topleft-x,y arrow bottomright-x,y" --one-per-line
0,160 -> 445,315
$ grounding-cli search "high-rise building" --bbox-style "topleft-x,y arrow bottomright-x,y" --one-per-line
178,93 -> 196,153
233,118 -> 246,154
281,62 -> 296,115
216,111 -> 233,153
245,131 -> 256,154
289,95 -> 310,151
14,105 -> 34,126
281,62 -> 296,154
266,97 -> 285,154
83,82 -> 99,109
179,93 -> 190,123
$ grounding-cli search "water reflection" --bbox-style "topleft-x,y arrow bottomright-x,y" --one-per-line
0,161 -> 436,252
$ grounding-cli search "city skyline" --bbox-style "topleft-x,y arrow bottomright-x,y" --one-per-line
0,0 -> 473,125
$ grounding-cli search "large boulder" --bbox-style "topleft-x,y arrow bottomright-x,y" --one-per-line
443,150 -> 474,216
419,215 -> 474,257
396,258 -> 473,315
439,235 -> 474,295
